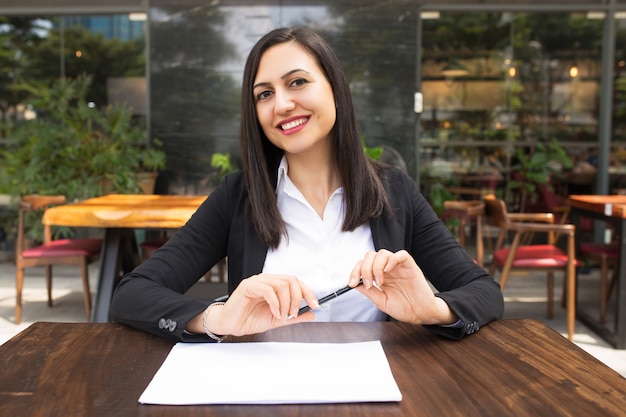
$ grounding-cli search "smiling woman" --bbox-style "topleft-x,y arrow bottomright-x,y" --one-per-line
110,26 -> 503,345
253,42 -> 338,209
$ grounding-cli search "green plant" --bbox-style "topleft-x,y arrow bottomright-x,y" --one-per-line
1,74 -> 162,240
1,75 -> 152,198
139,138 -> 166,172
360,134 -> 383,160
508,138 -> 573,212
210,152 -> 238,186
428,184 -> 461,238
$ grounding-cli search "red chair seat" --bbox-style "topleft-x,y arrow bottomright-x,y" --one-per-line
22,238 -> 102,258
140,238 -> 169,253
579,242 -> 619,257
494,245 -> 573,268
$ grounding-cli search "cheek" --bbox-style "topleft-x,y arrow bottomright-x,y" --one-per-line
255,104 -> 273,128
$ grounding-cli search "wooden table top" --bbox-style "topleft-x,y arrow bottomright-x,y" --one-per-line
568,194 -> 626,218
1,320 -> 625,417
42,194 -> 207,229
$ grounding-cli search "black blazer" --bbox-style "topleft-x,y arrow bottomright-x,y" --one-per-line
110,168 -> 504,341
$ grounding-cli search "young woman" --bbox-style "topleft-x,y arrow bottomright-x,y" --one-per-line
110,26 -> 503,341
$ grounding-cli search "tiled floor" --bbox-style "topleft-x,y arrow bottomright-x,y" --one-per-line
1,260 -> 626,378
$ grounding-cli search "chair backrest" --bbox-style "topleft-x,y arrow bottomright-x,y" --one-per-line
17,195 -> 67,256
483,195 -> 508,229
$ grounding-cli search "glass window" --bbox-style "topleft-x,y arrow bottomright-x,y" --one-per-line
420,12 -> 603,209
149,1 -> 417,193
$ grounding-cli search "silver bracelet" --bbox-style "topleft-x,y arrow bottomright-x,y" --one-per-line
202,302 -> 226,342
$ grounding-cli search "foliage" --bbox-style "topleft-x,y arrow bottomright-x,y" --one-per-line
507,138 -> 573,212
0,17 -> 46,129
428,184 -> 461,238
139,138 -> 166,172
0,19 -> 145,126
3,75 -> 135,198
508,138 -> 572,196
0,75 -> 165,239
360,134 -> 383,160
27,24 -> 145,109
210,152 -> 238,184
428,184 -> 456,216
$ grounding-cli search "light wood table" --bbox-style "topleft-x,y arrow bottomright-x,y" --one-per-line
569,194 -> 626,348
43,194 -> 207,322
2,320 -> 626,417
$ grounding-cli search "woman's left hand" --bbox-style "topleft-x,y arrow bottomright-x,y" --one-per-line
349,249 -> 458,325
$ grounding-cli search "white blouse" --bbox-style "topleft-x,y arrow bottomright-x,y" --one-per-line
262,157 -> 385,322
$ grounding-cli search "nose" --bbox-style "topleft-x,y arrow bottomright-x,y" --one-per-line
274,89 -> 295,115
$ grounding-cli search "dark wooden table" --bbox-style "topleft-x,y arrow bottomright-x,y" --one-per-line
568,194 -> 626,348
2,320 -> 626,417
42,194 -> 207,323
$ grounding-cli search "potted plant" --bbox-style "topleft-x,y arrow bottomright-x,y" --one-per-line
136,138 -> 166,194
0,74 -> 165,240
507,138 -> 573,212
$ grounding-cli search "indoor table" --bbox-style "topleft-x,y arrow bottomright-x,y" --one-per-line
568,194 -> 626,348
42,194 -> 207,322
1,320 -> 626,417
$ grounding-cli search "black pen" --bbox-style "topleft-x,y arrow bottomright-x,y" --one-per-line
298,279 -> 364,315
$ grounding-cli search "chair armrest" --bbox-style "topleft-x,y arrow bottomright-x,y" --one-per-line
508,212 -> 554,223
22,195 -> 67,210
507,221 -> 575,235
443,200 -> 485,216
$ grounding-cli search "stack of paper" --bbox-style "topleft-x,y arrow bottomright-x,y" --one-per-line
139,340 -> 402,405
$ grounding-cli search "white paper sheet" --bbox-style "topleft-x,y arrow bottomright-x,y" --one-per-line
139,340 -> 402,405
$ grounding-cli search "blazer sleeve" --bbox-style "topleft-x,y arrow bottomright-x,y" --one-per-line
110,173 -> 243,342
377,168 -> 504,339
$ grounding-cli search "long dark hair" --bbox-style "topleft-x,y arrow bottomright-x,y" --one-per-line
240,26 -> 389,248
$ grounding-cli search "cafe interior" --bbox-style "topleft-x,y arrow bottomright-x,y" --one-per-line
1,0 -> 626,383
2,1 -> 626,414
1,1 -> 626,332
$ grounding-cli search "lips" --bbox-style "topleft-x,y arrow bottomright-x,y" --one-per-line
278,116 -> 309,131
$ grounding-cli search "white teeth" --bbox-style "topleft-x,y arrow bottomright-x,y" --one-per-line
281,118 -> 307,130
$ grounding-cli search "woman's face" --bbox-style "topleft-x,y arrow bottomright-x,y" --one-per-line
252,41 -> 336,157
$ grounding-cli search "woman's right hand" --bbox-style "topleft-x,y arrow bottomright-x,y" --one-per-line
192,274 -> 320,337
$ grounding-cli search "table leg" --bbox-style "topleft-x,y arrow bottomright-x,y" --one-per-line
91,228 -> 138,323
616,220 -> 626,348
573,208 -> 626,348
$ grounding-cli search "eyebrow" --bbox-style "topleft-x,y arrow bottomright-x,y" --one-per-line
252,68 -> 310,90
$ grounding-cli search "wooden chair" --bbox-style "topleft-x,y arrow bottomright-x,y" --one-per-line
443,200 -> 484,266
483,195 -> 577,340
578,242 -> 618,324
551,203 -> 616,324
15,195 -> 102,324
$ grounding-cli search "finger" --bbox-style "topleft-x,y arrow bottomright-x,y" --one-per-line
247,281 -> 281,319
272,278 -> 294,321
382,250 -> 410,273
294,281 -> 319,317
371,249 -> 393,286
349,260 -> 364,287
359,250 -> 377,289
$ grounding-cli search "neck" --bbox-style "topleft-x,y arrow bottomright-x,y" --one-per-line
285,150 -> 340,218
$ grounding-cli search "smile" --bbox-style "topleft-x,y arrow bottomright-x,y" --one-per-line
280,117 -> 309,131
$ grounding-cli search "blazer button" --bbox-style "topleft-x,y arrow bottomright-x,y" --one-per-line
168,320 -> 177,332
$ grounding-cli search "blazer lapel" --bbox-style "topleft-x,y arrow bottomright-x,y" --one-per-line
370,213 -> 404,253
